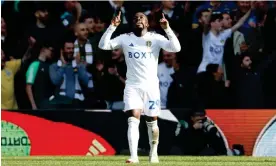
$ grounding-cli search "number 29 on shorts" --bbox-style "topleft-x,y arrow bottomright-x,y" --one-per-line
149,100 -> 160,110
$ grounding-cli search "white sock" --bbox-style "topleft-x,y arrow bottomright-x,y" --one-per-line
127,117 -> 140,159
146,120 -> 159,157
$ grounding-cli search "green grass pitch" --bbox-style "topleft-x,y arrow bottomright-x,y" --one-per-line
2,156 -> 276,166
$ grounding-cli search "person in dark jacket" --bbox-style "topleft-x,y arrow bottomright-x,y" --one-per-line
174,109 -> 227,156
232,51 -> 276,108
196,64 -> 230,109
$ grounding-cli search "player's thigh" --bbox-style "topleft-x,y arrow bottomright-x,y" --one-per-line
144,87 -> 161,117
123,86 -> 144,113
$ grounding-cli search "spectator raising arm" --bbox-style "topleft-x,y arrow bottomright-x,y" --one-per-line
22,37 -> 36,62
231,2 -> 255,32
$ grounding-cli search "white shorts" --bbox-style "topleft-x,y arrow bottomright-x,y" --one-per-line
123,85 -> 160,117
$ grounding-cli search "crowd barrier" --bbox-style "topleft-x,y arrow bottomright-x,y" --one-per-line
1,109 -> 276,156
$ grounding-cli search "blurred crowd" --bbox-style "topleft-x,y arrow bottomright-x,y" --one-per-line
1,1 -> 276,110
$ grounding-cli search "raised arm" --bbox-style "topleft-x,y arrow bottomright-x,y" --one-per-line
98,11 -> 122,50
158,13 -> 181,52
231,2 -> 255,32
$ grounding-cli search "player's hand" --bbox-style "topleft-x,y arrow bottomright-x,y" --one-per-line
111,11 -> 121,27
160,13 -> 169,29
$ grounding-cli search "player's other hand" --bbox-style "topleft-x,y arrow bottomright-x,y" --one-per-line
160,13 -> 169,29
111,11 -> 121,27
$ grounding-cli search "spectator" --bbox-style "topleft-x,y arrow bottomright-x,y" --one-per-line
1,17 -> 7,44
1,37 -> 35,110
232,52 -> 276,109
221,12 -> 246,88
158,50 -> 175,109
144,2 -> 161,31
73,23 -> 93,65
174,109 -> 227,155
184,9 -> 210,68
197,3 -> 253,74
192,1 -> 237,29
262,2 -> 276,54
154,0 -> 185,35
222,12 -> 246,56
24,3 -> 62,53
81,12 -> 96,37
197,64 -> 229,109
61,1 -> 84,29
49,40 -> 89,109
26,42 -> 54,110
233,1 -> 257,37
167,56 -> 196,109
73,23 -> 94,93
102,49 -> 126,110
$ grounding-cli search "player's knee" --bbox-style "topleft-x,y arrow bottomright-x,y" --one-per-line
145,116 -> 158,122
126,109 -> 141,119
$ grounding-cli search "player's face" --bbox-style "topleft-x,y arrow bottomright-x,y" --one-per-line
242,56 -> 252,69
222,14 -> 232,28
63,42 -> 74,61
84,18 -> 95,33
133,13 -> 149,29
76,24 -> 89,40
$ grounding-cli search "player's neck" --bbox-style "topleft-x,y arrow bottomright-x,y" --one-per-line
133,28 -> 148,37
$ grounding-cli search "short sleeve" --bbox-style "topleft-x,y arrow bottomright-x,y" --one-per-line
220,29 -> 232,40
26,61 -> 40,85
6,59 -> 21,74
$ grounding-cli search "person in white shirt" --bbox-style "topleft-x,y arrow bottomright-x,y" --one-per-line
197,2 -> 255,74
99,11 -> 181,163
158,50 -> 176,109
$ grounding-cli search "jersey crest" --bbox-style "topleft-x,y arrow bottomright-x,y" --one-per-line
146,41 -> 152,47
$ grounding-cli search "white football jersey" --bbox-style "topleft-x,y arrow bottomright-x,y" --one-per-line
99,25 -> 181,90
158,62 -> 174,108
197,29 -> 232,73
